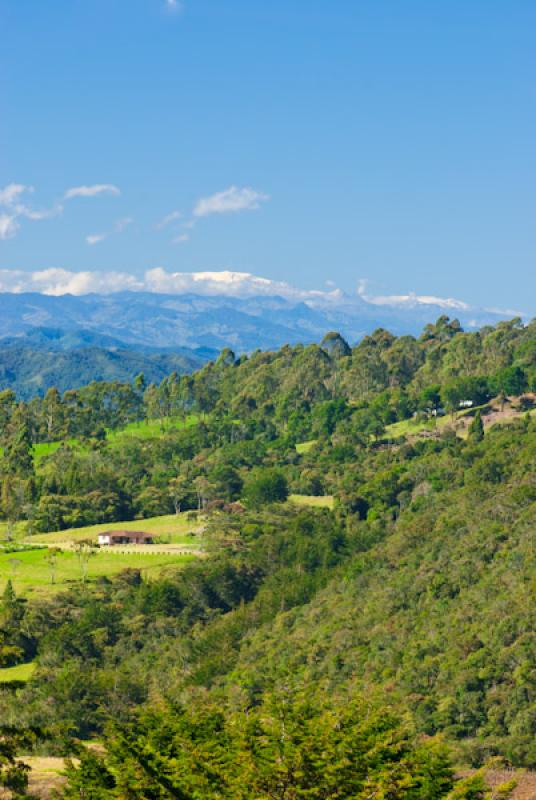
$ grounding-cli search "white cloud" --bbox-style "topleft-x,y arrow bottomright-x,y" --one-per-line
114,217 -> 133,233
16,203 -> 63,221
156,210 -> 182,229
165,0 -> 183,12
0,268 -> 144,296
357,279 -> 471,311
0,184 -> 32,207
86,217 -> 133,245
86,233 -> 107,246
0,184 -> 61,239
172,233 -> 189,244
142,268 -> 342,302
0,267 -> 343,301
0,214 -> 20,240
193,186 -> 270,218
0,268 -> 527,319
64,184 -> 120,200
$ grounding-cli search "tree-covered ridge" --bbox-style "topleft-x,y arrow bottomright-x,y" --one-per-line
0,315 -> 534,797
0,315 -> 533,532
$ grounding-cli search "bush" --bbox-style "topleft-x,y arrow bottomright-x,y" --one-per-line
244,469 -> 289,508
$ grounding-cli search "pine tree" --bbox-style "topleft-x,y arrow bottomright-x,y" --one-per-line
3,404 -> 34,478
468,409 -> 484,442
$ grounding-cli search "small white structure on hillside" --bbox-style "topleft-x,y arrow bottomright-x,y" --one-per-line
98,530 -> 154,546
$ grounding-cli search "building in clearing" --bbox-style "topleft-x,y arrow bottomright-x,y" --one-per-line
98,530 -> 154,546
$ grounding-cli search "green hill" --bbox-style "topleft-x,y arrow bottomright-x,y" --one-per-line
0,315 -> 535,797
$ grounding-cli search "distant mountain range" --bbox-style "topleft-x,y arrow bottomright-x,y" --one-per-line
0,287 -> 527,397
0,288 -> 524,349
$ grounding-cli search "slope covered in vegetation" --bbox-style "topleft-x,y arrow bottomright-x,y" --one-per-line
0,315 -> 534,797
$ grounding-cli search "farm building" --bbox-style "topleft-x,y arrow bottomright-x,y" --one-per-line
98,530 -> 154,546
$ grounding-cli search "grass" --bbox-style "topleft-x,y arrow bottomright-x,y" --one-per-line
384,415 -> 449,438
0,546 -> 196,598
384,401 -> 534,441
0,661 -> 36,683
26,756 -> 67,799
30,512 -> 203,546
0,415 -> 202,465
107,414 -> 199,445
296,440 -> 318,454
0,513 -> 205,597
288,494 -> 335,510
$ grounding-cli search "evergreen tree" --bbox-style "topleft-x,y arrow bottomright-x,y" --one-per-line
3,404 -> 34,478
468,409 -> 484,442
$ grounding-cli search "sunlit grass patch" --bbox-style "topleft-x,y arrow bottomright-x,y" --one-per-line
0,546 -> 196,598
296,440 -> 318,454
0,661 -> 36,683
288,494 -> 335,509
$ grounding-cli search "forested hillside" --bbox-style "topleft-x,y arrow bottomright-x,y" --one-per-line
0,328 -> 207,398
0,315 -> 534,798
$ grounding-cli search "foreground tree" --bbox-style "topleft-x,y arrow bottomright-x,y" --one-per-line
59,690 -> 508,799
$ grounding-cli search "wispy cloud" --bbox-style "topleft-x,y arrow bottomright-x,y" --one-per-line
86,233 -> 107,246
193,186 -> 270,218
115,217 -> 133,233
86,217 -> 133,246
65,184 -> 120,200
0,214 -> 20,240
172,233 -> 189,244
0,183 -> 62,238
17,203 -> 63,221
156,210 -> 182,229
357,279 -> 471,311
0,183 -> 32,206
164,0 -> 184,13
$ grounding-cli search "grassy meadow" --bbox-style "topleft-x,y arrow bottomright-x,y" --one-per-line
0,546 -> 197,598
0,661 -> 36,683
288,494 -> 335,509
106,414 -> 199,444
295,439 -> 318,454
30,512 -> 204,546
0,513 -> 205,598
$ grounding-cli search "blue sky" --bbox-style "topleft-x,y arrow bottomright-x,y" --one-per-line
1,0 -> 535,311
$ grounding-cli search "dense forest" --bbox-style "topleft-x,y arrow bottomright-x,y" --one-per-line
0,327 -> 207,399
0,315 -> 534,798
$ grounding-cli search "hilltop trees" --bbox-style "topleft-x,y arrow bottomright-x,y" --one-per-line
62,692 -> 461,799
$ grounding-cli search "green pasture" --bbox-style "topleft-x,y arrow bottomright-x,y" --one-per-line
288,494 -> 335,510
30,512 -> 204,547
296,440 -> 318,454
0,661 -> 36,683
0,546 -> 196,598
0,414 -> 202,464
107,414 -> 199,444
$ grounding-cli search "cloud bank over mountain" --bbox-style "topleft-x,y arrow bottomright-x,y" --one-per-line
0,268 -> 528,322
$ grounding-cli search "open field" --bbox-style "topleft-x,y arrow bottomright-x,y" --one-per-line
30,512 -> 204,547
0,415 -> 201,463
25,757 -> 67,800
0,661 -> 36,683
0,547 -> 196,598
385,400 -> 535,441
107,414 -> 199,444
296,439 -> 318,454
288,494 -> 335,510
